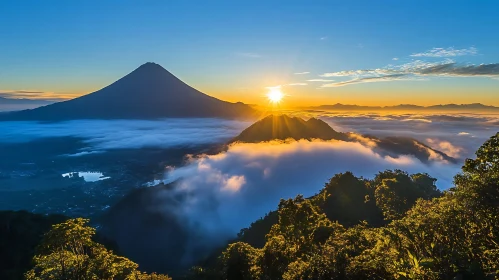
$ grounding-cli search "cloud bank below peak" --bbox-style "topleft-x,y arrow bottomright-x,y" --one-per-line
156,139 -> 461,240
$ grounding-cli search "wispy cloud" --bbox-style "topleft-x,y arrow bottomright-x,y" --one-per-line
307,79 -> 335,82
410,47 -> 477,57
320,70 -> 381,77
235,52 -> 261,58
321,74 -> 411,87
415,62 -> 499,76
392,57 -> 399,61
294,71 -> 310,75
288,83 -> 308,86
319,59 -> 499,87
320,36 -> 327,40
0,90 -> 71,101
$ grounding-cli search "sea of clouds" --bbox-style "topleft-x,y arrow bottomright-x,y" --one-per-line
318,112 -> 498,159
149,112 -> 499,233
161,139 -> 460,237
2,113 -> 497,269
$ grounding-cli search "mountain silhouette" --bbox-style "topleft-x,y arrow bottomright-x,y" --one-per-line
313,103 -> 499,111
231,114 -> 349,143
0,97 -> 54,112
231,114 -> 456,163
1,63 -> 256,120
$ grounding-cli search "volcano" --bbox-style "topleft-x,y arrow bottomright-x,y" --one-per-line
1,62 -> 256,120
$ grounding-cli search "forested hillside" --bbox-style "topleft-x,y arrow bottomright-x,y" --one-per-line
193,133 -> 499,279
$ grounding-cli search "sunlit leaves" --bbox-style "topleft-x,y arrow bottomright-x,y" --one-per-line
25,218 -> 171,280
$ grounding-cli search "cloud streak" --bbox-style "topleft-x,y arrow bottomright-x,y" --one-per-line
321,74 -> 411,87
317,46 -> 497,87
410,47 -> 477,57
0,90 -> 70,101
294,72 -> 310,75
307,79 -> 335,82
319,61 -> 499,87
416,62 -> 499,76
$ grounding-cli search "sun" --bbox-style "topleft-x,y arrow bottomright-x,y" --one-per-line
267,88 -> 284,104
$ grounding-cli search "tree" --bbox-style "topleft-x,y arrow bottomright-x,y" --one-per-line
454,132 -> 499,209
0,211 -> 67,280
220,242 -> 261,280
25,218 -> 171,280
373,171 -> 441,221
316,172 -> 383,226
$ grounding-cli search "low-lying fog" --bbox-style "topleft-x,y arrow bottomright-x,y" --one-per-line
0,118 -> 251,154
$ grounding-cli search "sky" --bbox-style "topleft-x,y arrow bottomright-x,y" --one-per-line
1,0 -> 498,107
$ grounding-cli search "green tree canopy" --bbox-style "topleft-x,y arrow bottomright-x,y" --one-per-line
25,218 -> 171,280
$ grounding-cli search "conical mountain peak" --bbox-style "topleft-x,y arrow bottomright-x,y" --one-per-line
1,63 -> 257,120
134,62 -> 168,73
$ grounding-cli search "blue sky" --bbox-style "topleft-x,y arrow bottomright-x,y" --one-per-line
1,0 -> 498,106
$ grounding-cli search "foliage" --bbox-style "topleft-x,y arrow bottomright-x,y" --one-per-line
0,211 -> 67,280
25,218 -> 171,280
213,133 -> 499,280
220,242 -> 261,280
237,212 -> 278,248
236,170 -> 441,251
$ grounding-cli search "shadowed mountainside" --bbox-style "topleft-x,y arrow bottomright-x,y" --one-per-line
100,182 -> 219,276
0,63 -> 257,121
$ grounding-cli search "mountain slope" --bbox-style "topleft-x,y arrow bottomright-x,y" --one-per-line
231,114 -> 349,143
1,63 -> 256,120
0,97 -> 53,112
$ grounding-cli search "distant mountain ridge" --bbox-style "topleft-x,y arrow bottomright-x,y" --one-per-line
312,103 -> 499,111
0,97 -> 54,112
231,114 -> 456,163
1,62 -> 257,120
